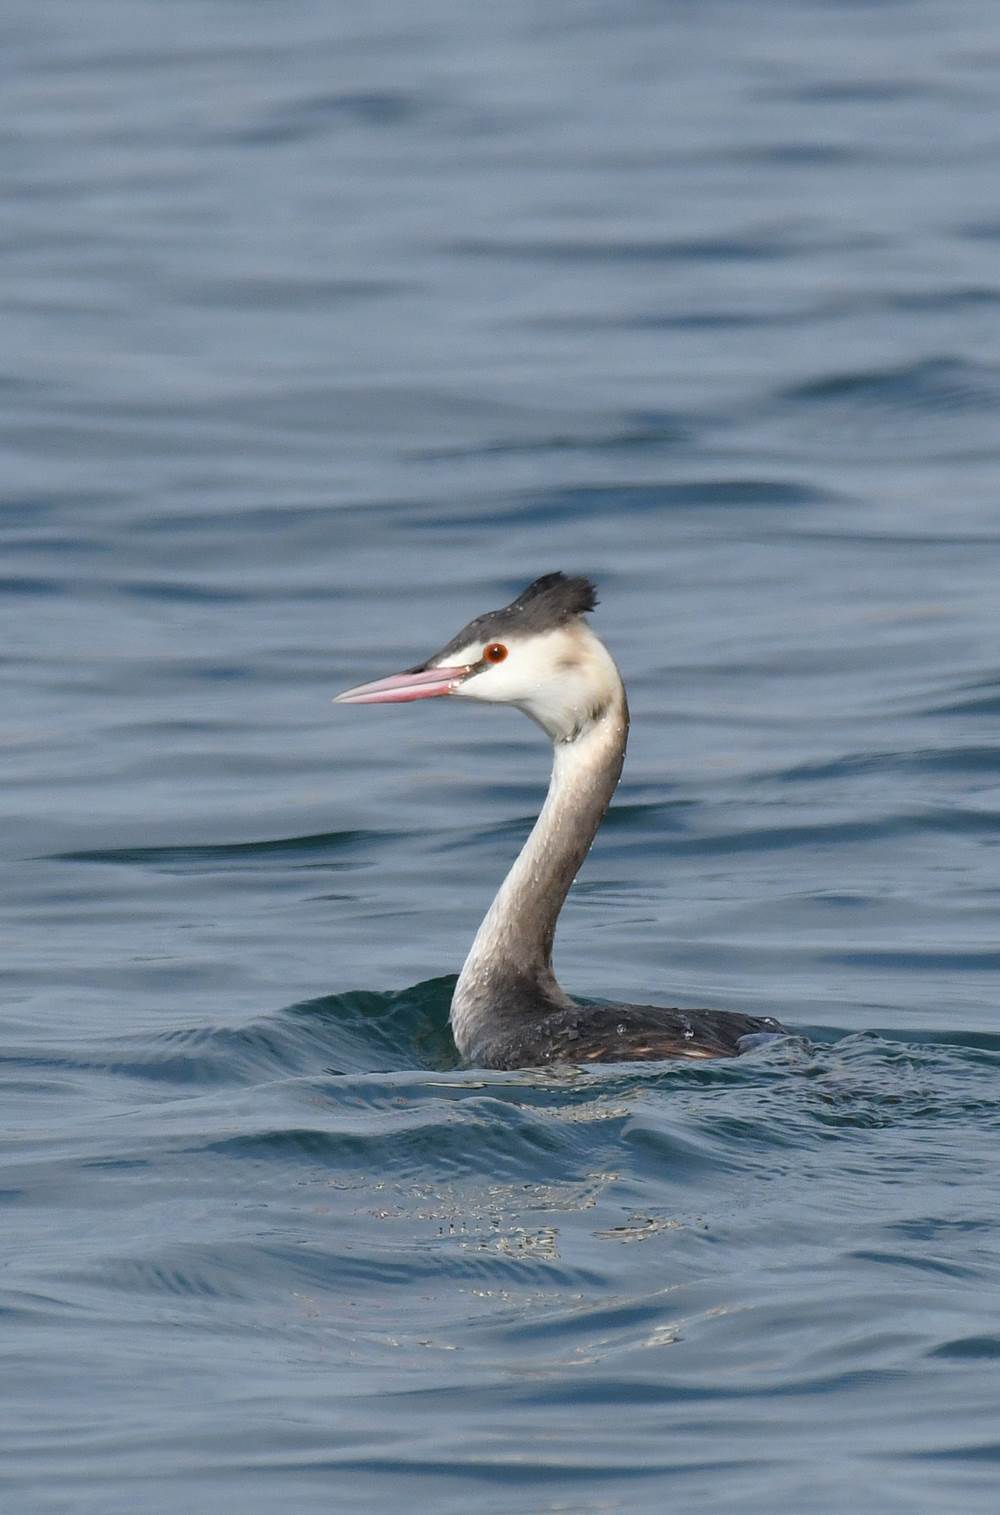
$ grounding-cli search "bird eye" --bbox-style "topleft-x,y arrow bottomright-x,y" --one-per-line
484,642 -> 508,664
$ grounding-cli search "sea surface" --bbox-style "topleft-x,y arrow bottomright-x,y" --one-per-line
3,2 -> 1000,1511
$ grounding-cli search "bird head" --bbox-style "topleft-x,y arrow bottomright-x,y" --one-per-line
334,573 -> 623,743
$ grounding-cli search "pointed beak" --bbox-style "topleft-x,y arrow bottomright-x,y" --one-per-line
333,664 -> 473,705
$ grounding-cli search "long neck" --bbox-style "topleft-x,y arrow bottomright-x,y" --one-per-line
451,685 -> 628,1060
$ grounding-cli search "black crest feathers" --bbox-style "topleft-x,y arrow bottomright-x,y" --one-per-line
425,572 -> 599,667
508,573 -> 599,623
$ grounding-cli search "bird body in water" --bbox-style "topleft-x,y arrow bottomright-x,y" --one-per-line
335,573 -> 787,1069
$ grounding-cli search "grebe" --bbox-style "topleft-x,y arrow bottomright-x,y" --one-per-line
335,573 -> 786,1069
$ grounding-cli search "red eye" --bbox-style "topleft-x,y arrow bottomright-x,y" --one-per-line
484,642 -> 508,664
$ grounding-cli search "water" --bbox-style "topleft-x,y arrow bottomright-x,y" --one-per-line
3,1 -> 1000,1509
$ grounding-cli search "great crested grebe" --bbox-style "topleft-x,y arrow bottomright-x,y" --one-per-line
335,573 -> 786,1069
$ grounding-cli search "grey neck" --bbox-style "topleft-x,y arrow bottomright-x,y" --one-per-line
450,686 -> 629,1061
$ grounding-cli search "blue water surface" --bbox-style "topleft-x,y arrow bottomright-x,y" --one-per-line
3,2 -> 1000,1511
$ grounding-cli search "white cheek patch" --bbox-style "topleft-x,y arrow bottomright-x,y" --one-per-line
433,624 -> 622,741
457,657 -> 522,702
432,643 -> 481,671
453,633 -> 567,706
